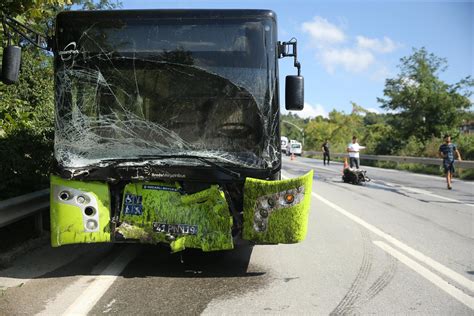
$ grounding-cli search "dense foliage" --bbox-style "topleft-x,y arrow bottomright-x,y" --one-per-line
0,1 -> 121,199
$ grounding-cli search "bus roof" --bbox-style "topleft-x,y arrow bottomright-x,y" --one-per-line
56,9 -> 277,22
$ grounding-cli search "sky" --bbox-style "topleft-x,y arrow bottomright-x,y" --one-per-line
118,0 -> 473,118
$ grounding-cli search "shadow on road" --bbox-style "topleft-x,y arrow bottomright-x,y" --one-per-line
0,242 -> 264,281
122,243 -> 265,279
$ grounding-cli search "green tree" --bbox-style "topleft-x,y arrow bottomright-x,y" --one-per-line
378,47 -> 473,145
0,0 -> 121,199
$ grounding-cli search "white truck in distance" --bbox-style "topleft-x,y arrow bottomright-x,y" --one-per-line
287,140 -> 302,156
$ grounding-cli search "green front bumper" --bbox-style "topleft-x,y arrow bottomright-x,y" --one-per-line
50,171 -> 313,251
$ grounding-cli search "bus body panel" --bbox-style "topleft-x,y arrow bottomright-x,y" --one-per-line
50,175 -> 111,247
243,170 -> 313,243
116,181 -> 233,252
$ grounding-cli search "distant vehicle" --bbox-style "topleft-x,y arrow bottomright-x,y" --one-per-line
281,136 -> 289,154
287,141 -> 302,156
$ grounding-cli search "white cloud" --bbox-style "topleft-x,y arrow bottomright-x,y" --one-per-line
370,65 -> 391,81
287,102 -> 328,119
301,16 -> 401,76
367,107 -> 381,114
302,16 -> 345,45
356,36 -> 400,53
321,48 -> 375,73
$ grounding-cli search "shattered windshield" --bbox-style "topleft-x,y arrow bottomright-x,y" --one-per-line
54,13 -> 279,169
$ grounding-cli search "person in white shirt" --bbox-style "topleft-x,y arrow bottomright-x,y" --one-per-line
347,136 -> 366,169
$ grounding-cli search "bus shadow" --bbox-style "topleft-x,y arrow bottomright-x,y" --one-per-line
122,243 -> 265,279
0,242 -> 264,286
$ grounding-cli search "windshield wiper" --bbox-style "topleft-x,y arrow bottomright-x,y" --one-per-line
100,154 -> 241,179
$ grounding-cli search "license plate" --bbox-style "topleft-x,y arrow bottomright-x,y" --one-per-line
152,223 -> 198,235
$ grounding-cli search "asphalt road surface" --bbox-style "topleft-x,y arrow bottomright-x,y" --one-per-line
0,156 -> 473,315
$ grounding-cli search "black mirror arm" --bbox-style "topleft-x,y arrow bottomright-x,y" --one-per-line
1,13 -> 53,51
278,38 -> 301,76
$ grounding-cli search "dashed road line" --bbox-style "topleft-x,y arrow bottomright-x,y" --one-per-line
61,246 -> 138,316
37,246 -> 139,316
381,181 -> 474,208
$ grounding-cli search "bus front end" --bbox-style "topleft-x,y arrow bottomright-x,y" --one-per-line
51,9 -> 313,252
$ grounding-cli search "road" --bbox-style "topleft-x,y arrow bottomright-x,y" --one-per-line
0,156 -> 473,315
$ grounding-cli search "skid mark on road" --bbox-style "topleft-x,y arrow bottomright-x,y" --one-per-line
363,252 -> 398,302
330,229 -> 399,315
330,229 -> 373,315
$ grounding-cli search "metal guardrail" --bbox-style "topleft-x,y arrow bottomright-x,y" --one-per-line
303,151 -> 474,169
0,189 -> 49,234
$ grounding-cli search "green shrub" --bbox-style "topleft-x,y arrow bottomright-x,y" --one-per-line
0,50 -> 54,200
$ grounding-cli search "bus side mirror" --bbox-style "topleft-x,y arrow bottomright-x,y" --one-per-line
285,75 -> 304,110
1,45 -> 22,84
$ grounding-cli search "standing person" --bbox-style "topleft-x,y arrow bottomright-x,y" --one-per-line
347,136 -> 366,169
439,134 -> 462,190
321,139 -> 330,165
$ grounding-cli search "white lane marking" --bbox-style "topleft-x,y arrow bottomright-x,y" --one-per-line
61,246 -> 138,316
0,244 -> 108,290
374,241 -> 474,309
382,181 -> 474,208
281,171 -> 474,293
288,159 -> 474,207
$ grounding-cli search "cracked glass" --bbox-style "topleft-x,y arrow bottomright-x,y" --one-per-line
54,13 -> 279,170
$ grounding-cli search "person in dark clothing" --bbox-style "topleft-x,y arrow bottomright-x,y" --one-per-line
438,134 -> 462,190
321,139 -> 330,165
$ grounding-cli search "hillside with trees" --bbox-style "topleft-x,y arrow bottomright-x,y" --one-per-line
281,48 -> 473,176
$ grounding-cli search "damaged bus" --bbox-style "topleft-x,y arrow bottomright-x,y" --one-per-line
2,9 -> 313,252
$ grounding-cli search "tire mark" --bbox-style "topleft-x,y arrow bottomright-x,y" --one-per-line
330,229 -> 373,315
362,252 -> 398,302
330,232 -> 399,315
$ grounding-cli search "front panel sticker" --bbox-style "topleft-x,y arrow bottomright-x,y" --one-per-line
123,194 -> 143,215
143,184 -> 183,193
152,223 -> 198,235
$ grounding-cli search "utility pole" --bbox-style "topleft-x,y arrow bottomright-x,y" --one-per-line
282,120 -> 305,147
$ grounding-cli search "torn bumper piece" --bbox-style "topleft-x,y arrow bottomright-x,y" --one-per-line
50,175 -> 112,247
116,182 -> 233,252
243,171 -> 313,244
